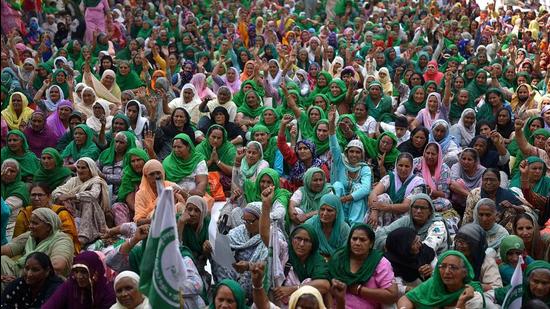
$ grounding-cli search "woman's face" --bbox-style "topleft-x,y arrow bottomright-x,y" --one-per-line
58,106 -> 72,121
29,214 -> 51,240
487,93 -> 501,108
259,174 -> 274,192
11,94 -> 24,113
49,87 -> 61,102
114,134 -> 128,154
82,90 -> 95,105
460,152 -> 477,172
477,204 -> 497,231
268,62 -> 278,75
309,108 -> 321,123
472,138 -> 487,156
477,124 -> 491,138
413,88 -> 425,104
426,83 -> 437,93
454,237 -> 471,258
454,77 -> 465,90
115,277 -> 143,308
543,109 -> 550,126
243,211 -> 259,235
314,97 -> 327,110
396,157 -> 413,180
378,135 -> 394,154
515,217 -> 534,244
424,144 -> 439,166
214,285 -> 237,309
253,131 -> 268,146
23,257 -> 50,287
173,110 -> 187,128
73,267 -> 91,288
245,146 -> 261,166
349,229 -> 372,257
529,119 -> 543,132
432,124 -> 447,141
292,228 -> 313,259
93,103 -> 105,118
411,198 -> 432,225
309,65 -> 319,78
185,203 -> 202,226
41,153 -> 57,171
112,118 -> 127,133
412,130 -> 427,149
439,255 -> 467,289
245,63 -> 254,75
316,123 -> 329,141
346,147 -> 362,164
353,104 -> 367,119
182,88 -> 194,103
528,162 -> 544,182
427,95 -> 439,113
309,172 -> 325,193
55,72 -> 66,84
102,58 -> 112,69
497,110 -> 510,126
119,64 -> 130,75
218,88 -> 230,104
226,69 -> 236,82
76,160 -> 92,181
481,170 -> 500,193
30,186 -> 50,208
297,143 -> 313,162
330,83 -> 342,97
463,113 -> 475,128
130,155 -> 145,175
102,74 -> 114,89
319,204 -> 336,225
209,129 -> 224,148
7,134 -> 23,153
246,92 -> 259,108
173,139 -> 190,159
295,295 -> 320,309
528,269 -> 550,300
126,104 -> 139,121
317,74 -> 327,87
410,74 -> 422,86
262,110 -> 276,125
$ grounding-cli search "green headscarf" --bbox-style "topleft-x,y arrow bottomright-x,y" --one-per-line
307,71 -> 332,102
496,260 -> 550,306
462,64 -> 478,85
476,88 -> 504,123
258,107 -> 281,136
305,193 -> 351,257
33,148 -> 72,189
507,116 -> 544,160
1,160 -> 30,206
60,124 -> 101,161
195,125 -> 236,172
363,131 -> 400,166
499,235 -> 524,263
449,90 -> 475,122
299,106 -> 326,141
117,148 -> 150,202
116,68 -> 144,91
105,114 -> 132,145
465,69 -> 489,104
403,85 -> 426,115
312,119 -> 330,156
299,168 -> 333,213
329,223 -> 384,285
510,156 -> 550,196
499,65 -> 517,89
180,200 -> 210,259
336,114 -> 358,149
250,124 -> 278,166
237,91 -> 264,118
32,63 -> 52,93
52,69 -> 70,98
0,130 -> 40,179
405,250 -> 484,308
233,80 -> 264,107
163,133 -> 205,182
288,224 -> 329,282
363,82 -> 393,122
209,279 -> 249,309
98,131 -> 137,166
243,168 -> 291,206
326,79 -> 347,105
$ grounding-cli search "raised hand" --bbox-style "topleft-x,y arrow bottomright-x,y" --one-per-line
261,185 -> 275,203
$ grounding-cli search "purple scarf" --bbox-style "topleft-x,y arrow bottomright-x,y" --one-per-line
24,111 -> 58,156
289,139 -> 323,183
46,99 -> 73,139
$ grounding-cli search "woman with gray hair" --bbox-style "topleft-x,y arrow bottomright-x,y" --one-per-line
472,198 -> 509,251
1,159 -> 30,241
110,271 -> 151,309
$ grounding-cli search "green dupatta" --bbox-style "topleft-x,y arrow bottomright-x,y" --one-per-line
33,147 -> 72,189
60,124 -> 101,161
312,119 -> 330,156
509,156 -> 550,196
326,78 -> 347,105
250,124 -> 278,167
52,69 -> 70,98
298,167 -> 333,213
98,131 -> 137,166
299,106 -> 326,140
117,148 -> 150,202
116,69 -> 144,91
237,91 -> 264,118
403,85 -> 426,115
362,131 -> 400,165
209,279 -> 249,309
163,133 -> 205,183
195,125 -> 236,172
288,224 -> 329,282
243,168 -> 291,206
258,107 -> 281,136
363,82 -> 393,122
1,130 -> 40,179
1,161 -> 30,206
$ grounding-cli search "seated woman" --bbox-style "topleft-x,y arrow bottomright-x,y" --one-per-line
75,86 -> 96,119
469,135 -> 510,174
152,107 -> 196,161
83,66 -> 122,105
1,208 -> 74,290
231,141 -> 269,198
516,158 -> 550,225
97,131 -> 137,202
111,148 -> 149,225
493,261 -> 550,307
329,223 -> 398,308
52,157 -> 110,246
1,130 -> 40,181
61,124 -> 101,169
375,194 -> 449,254
195,125 -> 236,192
86,100 -> 114,133
168,83 -> 203,125
362,131 -> 401,183
1,252 -> 64,308
450,108 -> 476,148
312,119 -> 331,162
367,152 -> 425,229
471,199 -> 509,251
235,90 -> 264,132
33,148 -> 72,190
429,120 -> 461,167
42,251 -> 116,309
398,85 -> 427,123
210,279 -> 248,309
328,107 -> 372,224
34,84 -> 65,113
305,194 -> 350,259
450,148 -> 486,213
288,167 -> 333,227
23,111 -> 58,157
513,213 -> 550,261
162,133 -> 208,196
398,127 -> 430,159
1,92 -> 33,131
278,115 -> 330,191
111,271 -> 150,309
453,224 -> 503,292
411,93 -> 450,130
14,183 -> 80,252
124,100 -> 149,142
177,196 -> 211,286
256,107 -> 281,138
199,106 -> 244,145
510,157 -> 550,202
249,124 -> 284,175
510,118 -> 549,177
1,159 -> 30,239
463,168 -> 524,231
56,111 -> 84,152
198,86 -> 238,130
397,250 -> 485,308
498,235 -> 535,286
385,227 -> 436,298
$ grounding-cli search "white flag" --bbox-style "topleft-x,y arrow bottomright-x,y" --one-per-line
502,255 -> 524,309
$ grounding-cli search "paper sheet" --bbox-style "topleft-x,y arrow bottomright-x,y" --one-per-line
212,231 -> 235,269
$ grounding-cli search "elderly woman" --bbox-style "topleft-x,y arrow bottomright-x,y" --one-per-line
43,251 -> 116,309
449,148 -> 486,213
52,157 -> 110,246
397,250 -> 485,308
195,125 -> 236,191
168,84 -> 203,125
61,124 -> 101,166
235,91 -> 265,132
1,92 -> 33,130
231,141 -> 269,195
493,261 -> 550,307
75,86 -> 97,118
1,159 -> 30,239
1,208 -> 74,290
24,111 -> 58,156
1,130 -> 40,181
470,198 -> 509,251
110,271 -> 150,309
86,100 -> 114,133
428,120 -> 461,167
83,67 -> 122,105
1,252 -> 64,308
249,124 -> 283,175
288,168 -> 333,226
210,279 -> 248,309
152,107 -> 196,160
375,194 -> 449,254
34,84 -> 65,113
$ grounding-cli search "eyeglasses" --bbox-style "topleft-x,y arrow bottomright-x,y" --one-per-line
242,217 -> 257,225
412,205 -> 430,211
293,236 -> 312,244
438,263 -> 463,272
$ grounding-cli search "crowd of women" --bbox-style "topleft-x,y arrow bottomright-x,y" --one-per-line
1,0 -> 550,308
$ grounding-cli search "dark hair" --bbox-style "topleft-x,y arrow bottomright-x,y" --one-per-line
513,213 -> 537,233
461,148 -> 479,162
351,225 -> 376,244
30,182 -> 53,195
475,120 -> 495,135
397,152 -> 414,165
25,252 -> 55,278
394,116 -> 408,128
482,168 -> 501,181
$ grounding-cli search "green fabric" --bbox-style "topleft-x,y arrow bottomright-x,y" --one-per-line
405,250 -> 484,309
182,215 -> 211,258
52,69 -> 70,98
236,91 -> 264,118
307,71 -> 332,104
326,79 -> 347,105
403,85 -> 426,115
495,260 -> 550,306
209,279 -> 249,309
465,69 -> 489,105
298,167 -> 333,213
363,82 -> 393,122
363,131 -> 400,165
510,156 -> 550,196
116,70 -> 144,91
258,107 -> 281,137
98,131 -> 137,166
163,133 -> 205,183
82,0 -> 101,7
388,172 -> 414,203
312,119 -> 330,155
329,223 -> 384,285
60,124 -> 101,161
498,235 -> 524,263
0,130 -> 40,179
233,80 -> 264,107
499,65 -> 516,89
1,160 -> 30,206
449,94 -> 476,121
243,168 -> 291,206
250,124 -> 277,166
240,142 -> 264,178
117,148 -> 150,202
288,225 -> 329,282
32,65 -> 52,93
299,107 -> 326,140
33,148 -> 72,190
195,125 -> 236,172
336,114 -> 358,149
508,116 -> 544,160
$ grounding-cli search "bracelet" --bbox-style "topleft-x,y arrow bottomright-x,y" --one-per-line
216,160 -> 221,165
355,284 -> 362,296
252,284 -> 263,290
